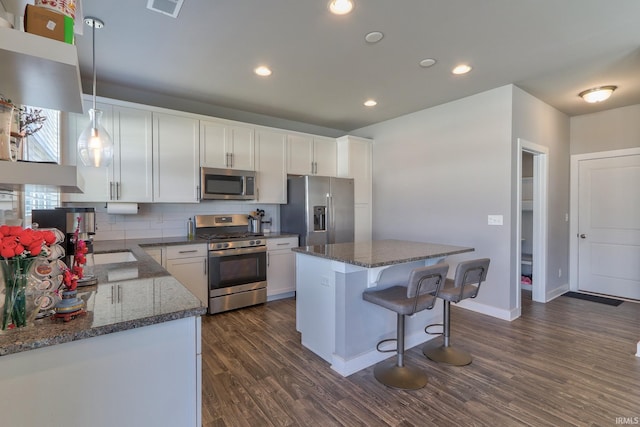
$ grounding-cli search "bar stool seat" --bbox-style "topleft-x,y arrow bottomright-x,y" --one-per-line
363,263 -> 449,390
423,258 -> 490,366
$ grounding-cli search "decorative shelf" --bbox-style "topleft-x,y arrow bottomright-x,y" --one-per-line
0,27 -> 83,113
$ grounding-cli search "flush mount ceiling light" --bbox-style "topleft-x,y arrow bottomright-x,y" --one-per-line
77,17 -> 114,168
452,64 -> 472,75
254,66 -> 272,77
579,85 -> 617,103
329,0 -> 354,15
364,99 -> 377,107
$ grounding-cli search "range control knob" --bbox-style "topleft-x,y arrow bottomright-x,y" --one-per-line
216,243 -> 223,249
249,240 -> 255,245
255,240 -> 262,245
224,243 -> 230,248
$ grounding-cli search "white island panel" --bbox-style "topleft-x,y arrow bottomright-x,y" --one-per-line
0,316 -> 201,427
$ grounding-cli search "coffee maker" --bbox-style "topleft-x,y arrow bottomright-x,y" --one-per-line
32,207 -> 97,285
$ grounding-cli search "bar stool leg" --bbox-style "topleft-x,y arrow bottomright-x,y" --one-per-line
423,301 -> 472,366
374,313 -> 428,390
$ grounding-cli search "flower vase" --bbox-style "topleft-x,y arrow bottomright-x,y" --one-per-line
1,257 -> 37,331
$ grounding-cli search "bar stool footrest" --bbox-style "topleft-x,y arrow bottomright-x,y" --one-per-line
424,322 -> 443,335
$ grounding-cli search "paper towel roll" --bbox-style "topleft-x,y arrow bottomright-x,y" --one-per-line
107,202 -> 138,215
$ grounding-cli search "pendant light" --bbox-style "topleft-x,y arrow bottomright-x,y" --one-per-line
77,17 -> 113,168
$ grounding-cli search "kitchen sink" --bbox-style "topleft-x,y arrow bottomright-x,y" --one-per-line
93,251 -> 137,265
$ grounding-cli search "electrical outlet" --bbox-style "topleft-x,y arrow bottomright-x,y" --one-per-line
558,268 -> 562,278
488,215 -> 503,226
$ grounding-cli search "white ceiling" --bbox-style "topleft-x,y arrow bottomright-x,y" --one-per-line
74,0 -> 640,133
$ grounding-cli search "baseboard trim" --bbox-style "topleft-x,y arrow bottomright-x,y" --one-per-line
330,332 -> 438,377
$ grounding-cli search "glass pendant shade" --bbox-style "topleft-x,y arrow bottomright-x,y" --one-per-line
77,108 -> 113,168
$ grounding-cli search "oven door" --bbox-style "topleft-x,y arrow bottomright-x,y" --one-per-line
208,246 -> 266,292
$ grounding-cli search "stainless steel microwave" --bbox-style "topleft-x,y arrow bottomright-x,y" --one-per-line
200,167 -> 256,200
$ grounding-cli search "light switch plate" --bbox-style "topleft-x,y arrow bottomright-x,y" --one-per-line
488,215 -> 503,225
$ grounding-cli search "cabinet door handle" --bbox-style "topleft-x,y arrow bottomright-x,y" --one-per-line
267,252 -> 270,267
117,285 -> 122,303
178,249 -> 199,254
109,182 -> 114,200
276,242 -> 290,246
116,182 -> 121,200
203,259 -> 207,275
196,185 -> 201,201
230,152 -> 234,168
111,285 -> 115,304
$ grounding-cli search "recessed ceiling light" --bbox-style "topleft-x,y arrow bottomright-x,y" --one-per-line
254,66 -> 272,77
365,31 -> 384,43
578,85 -> 617,103
328,0 -> 354,15
364,99 -> 377,107
452,64 -> 472,75
419,58 -> 437,68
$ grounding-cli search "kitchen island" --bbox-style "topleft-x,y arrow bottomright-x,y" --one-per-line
293,239 -> 473,376
0,242 -> 206,427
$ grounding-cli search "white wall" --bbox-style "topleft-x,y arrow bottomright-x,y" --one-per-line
352,84 -> 570,319
354,85 -> 515,315
570,104 -> 640,154
511,87 -> 570,305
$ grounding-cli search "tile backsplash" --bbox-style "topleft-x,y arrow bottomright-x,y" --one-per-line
64,202 -> 280,241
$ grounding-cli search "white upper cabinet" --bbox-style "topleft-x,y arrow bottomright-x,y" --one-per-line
287,134 -> 336,176
63,100 -> 112,202
112,106 -> 153,202
255,129 -> 287,204
153,112 -> 200,203
200,120 -> 255,170
63,100 -> 153,203
337,136 -> 372,204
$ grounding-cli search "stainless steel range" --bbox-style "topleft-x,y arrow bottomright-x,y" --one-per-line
195,214 -> 267,314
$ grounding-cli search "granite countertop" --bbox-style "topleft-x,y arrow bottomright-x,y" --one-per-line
292,239 -> 474,268
0,240 -> 206,357
0,233 -> 298,357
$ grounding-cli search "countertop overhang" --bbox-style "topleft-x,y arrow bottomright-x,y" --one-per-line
293,239 -> 474,268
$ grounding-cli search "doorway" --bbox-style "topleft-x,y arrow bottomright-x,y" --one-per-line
516,138 -> 548,309
570,148 -> 640,300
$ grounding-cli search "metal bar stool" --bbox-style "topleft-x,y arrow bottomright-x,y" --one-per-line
423,258 -> 490,366
362,263 -> 449,390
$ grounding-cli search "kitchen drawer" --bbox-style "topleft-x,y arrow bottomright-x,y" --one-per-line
165,244 -> 207,259
267,237 -> 298,251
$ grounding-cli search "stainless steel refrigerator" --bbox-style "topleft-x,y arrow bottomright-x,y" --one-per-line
281,175 -> 354,246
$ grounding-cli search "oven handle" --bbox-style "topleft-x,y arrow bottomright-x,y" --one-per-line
209,246 -> 266,257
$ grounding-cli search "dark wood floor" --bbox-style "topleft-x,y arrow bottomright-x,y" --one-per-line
201,292 -> 640,426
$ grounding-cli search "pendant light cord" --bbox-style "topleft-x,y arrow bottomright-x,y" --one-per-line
91,21 -> 97,120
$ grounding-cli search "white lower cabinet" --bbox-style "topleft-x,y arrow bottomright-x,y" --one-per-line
93,280 -> 155,323
164,244 -> 208,305
143,247 -> 163,265
266,236 -> 298,298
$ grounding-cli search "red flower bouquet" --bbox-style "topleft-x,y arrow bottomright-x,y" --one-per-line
0,225 -> 57,330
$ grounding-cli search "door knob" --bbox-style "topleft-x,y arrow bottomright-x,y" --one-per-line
580,234 -> 586,239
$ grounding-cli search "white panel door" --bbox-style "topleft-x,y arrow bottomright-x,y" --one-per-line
578,154 -> 640,299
